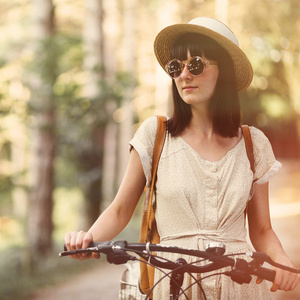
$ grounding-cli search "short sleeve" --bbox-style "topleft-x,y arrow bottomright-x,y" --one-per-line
250,126 -> 282,185
129,116 -> 158,187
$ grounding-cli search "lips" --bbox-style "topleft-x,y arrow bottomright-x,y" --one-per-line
183,86 -> 197,91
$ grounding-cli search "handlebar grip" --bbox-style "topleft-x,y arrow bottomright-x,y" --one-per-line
253,267 -> 276,282
64,241 -> 96,251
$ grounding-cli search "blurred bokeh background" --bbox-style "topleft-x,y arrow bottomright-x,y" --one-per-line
0,0 -> 299,299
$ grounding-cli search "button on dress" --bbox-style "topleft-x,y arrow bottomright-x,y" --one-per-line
130,116 -> 281,299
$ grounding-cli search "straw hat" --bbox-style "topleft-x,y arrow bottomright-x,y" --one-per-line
154,17 -> 253,93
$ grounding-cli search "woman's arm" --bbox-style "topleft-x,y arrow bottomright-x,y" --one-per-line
247,182 -> 300,292
64,148 -> 146,260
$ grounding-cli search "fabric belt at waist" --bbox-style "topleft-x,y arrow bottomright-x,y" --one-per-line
160,229 -> 247,244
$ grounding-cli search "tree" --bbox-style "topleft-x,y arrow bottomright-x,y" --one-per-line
27,0 -> 56,264
78,0 -> 107,229
116,0 -> 137,183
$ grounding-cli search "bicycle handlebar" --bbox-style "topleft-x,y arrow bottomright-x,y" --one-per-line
60,240 -> 299,285
60,240 -> 300,300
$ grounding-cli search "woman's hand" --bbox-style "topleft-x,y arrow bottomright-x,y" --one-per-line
256,256 -> 300,292
248,183 -> 300,292
270,256 -> 299,292
64,231 -> 100,260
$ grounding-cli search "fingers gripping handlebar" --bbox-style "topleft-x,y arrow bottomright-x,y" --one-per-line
62,240 -> 137,264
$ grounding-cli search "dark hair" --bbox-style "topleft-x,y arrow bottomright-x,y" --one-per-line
167,33 -> 240,138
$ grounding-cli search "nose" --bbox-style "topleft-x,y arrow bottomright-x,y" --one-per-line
180,63 -> 192,80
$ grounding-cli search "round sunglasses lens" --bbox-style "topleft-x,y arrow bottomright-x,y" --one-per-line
168,60 -> 182,78
189,57 -> 204,76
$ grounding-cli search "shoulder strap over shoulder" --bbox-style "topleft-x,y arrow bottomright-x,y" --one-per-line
241,125 -> 254,173
145,116 -> 167,239
151,116 -> 167,185
241,125 -> 255,220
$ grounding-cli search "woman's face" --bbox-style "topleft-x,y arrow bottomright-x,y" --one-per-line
174,50 -> 219,111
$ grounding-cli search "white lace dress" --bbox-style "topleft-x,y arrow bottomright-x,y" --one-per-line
130,116 -> 281,299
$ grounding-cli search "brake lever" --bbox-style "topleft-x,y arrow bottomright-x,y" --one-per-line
247,252 -> 300,274
106,240 -> 137,265
225,258 -> 252,284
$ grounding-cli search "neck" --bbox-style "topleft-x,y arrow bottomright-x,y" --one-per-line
189,107 -> 214,139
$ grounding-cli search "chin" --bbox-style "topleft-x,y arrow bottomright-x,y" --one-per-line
182,97 -> 209,106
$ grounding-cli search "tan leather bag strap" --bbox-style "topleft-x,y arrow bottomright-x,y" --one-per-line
241,125 -> 255,221
146,116 -> 167,240
241,125 -> 254,173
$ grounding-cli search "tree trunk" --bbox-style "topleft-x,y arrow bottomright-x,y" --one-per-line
102,0 -> 119,205
27,0 -> 56,265
80,0 -> 105,229
155,0 -> 179,116
116,0 -> 137,185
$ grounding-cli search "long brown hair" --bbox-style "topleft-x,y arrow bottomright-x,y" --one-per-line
167,33 -> 241,138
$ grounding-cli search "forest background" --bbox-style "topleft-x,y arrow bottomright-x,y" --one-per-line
0,0 -> 300,299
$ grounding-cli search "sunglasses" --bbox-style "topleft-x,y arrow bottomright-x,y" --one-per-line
165,56 -> 218,79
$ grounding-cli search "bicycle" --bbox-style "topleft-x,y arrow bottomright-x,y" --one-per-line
59,240 -> 299,300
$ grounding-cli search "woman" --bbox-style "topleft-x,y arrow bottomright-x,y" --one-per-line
65,17 -> 299,299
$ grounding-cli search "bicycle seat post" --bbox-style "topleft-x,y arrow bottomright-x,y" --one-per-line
170,258 -> 187,300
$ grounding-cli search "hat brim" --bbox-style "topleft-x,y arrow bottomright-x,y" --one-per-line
154,23 -> 253,93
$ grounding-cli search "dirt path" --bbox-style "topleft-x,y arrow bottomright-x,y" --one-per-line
30,263 -> 126,300
29,160 -> 300,300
